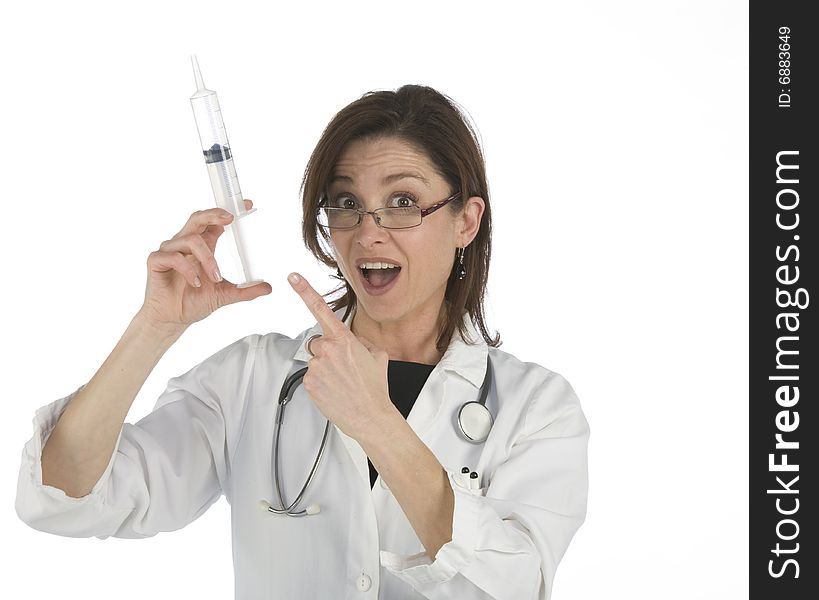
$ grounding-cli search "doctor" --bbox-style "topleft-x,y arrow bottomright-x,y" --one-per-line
16,85 -> 589,599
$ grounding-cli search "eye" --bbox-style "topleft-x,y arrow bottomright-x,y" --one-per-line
329,194 -> 359,209
389,194 -> 417,208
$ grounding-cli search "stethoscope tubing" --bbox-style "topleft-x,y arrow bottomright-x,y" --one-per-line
265,356 -> 493,517
267,367 -> 331,517
269,417 -> 331,516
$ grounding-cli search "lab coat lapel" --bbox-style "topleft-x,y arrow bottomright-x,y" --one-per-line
405,316 -> 488,440
334,425 -> 371,485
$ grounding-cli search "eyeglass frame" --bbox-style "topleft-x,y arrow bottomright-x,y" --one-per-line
317,190 -> 462,230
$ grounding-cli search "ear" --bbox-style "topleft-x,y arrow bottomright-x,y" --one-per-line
457,196 -> 486,247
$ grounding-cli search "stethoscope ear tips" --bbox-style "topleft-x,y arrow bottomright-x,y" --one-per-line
305,503 -> 321,515
259,499 -> 273,512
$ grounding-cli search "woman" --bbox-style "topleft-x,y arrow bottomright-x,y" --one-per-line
16,85 -> 589,599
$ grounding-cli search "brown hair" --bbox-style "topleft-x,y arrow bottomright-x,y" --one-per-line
300,85 -> 500,352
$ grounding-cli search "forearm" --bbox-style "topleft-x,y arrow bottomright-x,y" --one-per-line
359,410 -> 454,559
41,311 -> 185,498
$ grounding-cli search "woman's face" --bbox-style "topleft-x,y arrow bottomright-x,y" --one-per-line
328,136 -> 482,328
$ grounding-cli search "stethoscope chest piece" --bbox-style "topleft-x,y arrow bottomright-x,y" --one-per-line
457,354 -> 494,444
458,401 -> 493,444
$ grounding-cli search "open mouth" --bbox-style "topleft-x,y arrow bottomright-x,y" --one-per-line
358,262 -> 401,295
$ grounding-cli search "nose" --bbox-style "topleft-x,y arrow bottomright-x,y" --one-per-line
355,210 -> 388,247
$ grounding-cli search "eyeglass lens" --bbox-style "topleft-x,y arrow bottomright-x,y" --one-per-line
318,207 -> 421,229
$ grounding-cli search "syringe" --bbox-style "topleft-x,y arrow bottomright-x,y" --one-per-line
189,55 -> 263,288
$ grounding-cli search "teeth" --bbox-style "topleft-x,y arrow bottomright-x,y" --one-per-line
359,262 -> 398,269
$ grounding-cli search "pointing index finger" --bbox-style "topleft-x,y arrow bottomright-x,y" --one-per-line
288,272 -> 347,337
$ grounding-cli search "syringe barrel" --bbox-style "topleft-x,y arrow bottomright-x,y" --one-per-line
190,90 -> 248,218
189,82 -> 262,288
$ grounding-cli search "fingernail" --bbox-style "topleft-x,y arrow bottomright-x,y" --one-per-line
288,273 -> 300,284
194,276 -> 202,288
213,268 -> 222,282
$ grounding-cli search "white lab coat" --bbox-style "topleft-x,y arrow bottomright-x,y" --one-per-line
16,309 -> 589,599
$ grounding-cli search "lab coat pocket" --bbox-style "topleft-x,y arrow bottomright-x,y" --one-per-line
449,468 -> 488,497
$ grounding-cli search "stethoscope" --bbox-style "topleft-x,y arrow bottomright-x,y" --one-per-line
259,354 -> 494,517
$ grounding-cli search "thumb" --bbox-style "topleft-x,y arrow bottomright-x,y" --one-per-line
219,280 -> 273,305
357,335 -> 384,357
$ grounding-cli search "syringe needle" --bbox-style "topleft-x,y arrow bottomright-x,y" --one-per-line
191,55 -> 205,90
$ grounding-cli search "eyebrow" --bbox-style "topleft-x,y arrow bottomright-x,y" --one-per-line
328,172 -> 431,188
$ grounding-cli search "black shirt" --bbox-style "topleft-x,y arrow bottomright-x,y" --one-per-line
368,360 -> 436,488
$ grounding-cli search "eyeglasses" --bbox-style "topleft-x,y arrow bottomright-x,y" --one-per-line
317,191 -> 461,230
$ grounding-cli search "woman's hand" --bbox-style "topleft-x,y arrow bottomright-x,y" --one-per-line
138,200 -> 272,334
287,272 -> 397,440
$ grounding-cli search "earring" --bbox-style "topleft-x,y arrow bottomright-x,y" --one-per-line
455,247 -> 466,280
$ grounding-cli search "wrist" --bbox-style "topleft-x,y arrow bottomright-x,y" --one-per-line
355,402 -> 406,449
131,310 -> 187,346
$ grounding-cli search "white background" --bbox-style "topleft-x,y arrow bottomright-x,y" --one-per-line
1,1 -> 748,598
